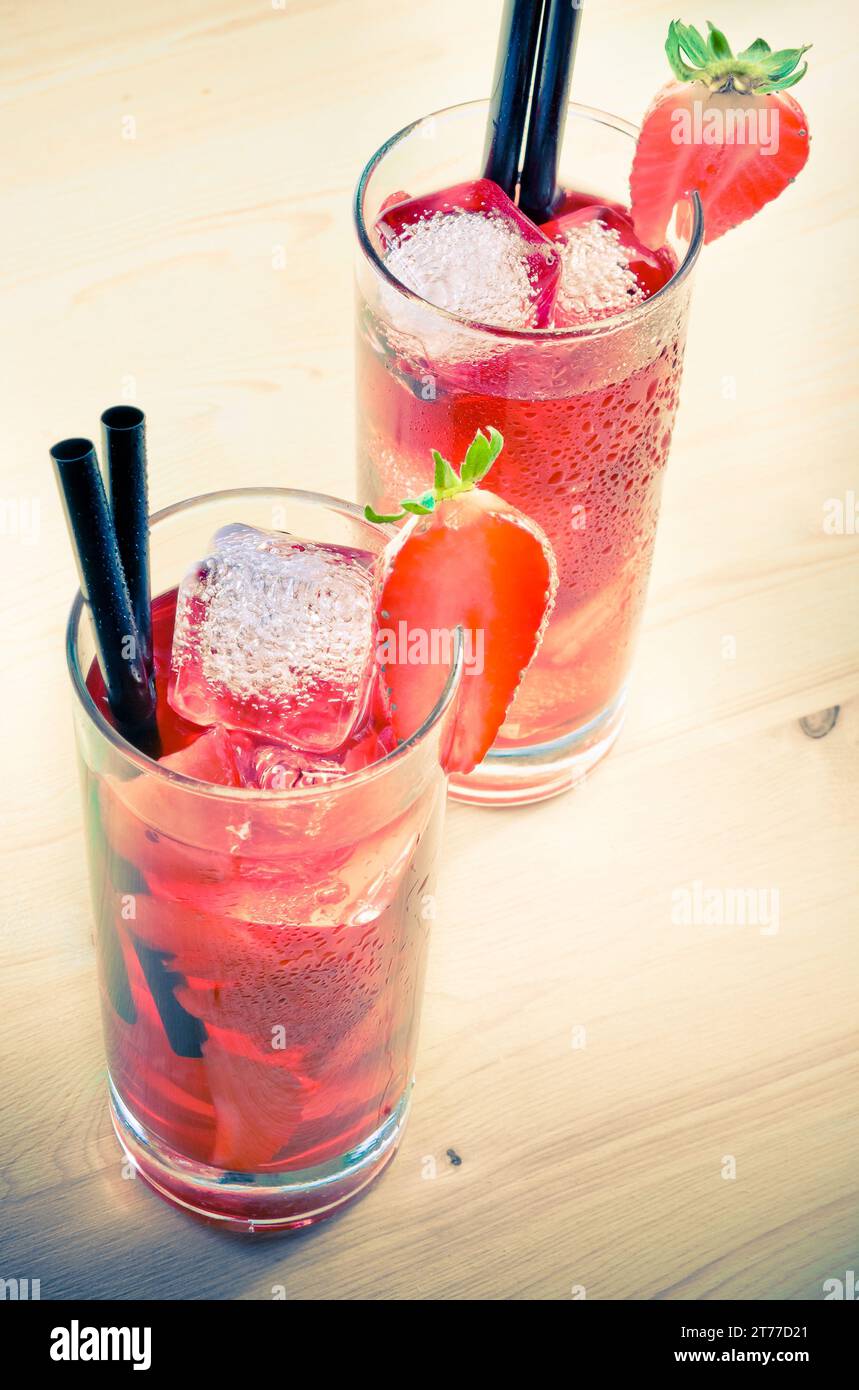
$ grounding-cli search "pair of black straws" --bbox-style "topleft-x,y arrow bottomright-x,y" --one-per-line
51,408 -> 159,754
483,0 -> 583,222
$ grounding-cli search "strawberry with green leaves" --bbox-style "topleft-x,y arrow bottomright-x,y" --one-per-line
631,20 -> 811,247
367,429 -> 557,774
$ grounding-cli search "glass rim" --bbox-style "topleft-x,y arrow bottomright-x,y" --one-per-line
66,485 -> 464,800
354,97 -> 704,341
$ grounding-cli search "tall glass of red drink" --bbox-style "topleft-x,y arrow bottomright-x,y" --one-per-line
355,101 -> 702,804
67,488 -> 462,1231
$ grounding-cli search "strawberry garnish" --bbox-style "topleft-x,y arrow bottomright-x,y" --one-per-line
366,430 -> 557,774
630,20 -> 811,247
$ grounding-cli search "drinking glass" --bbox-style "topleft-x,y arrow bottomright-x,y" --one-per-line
355,100 -> 702,804
67,488 -> 462,1230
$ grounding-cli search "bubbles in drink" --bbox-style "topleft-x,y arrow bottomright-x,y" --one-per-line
553,217 -> 644,322
385,210 -> 543,329
375,183 -> 676,337
169,523 -> 377,753
378,179 -> 560,330
541,203 -> 674,326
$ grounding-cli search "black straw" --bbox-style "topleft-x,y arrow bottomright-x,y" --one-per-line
519,0 -> 583,223
51,437 -> 159,753
132,942 -> 206,1058
482,0 -> 545,198
101,405 -> 152,670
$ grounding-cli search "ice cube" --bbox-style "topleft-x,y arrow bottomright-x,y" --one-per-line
243,741 -> 345,791
540,204 -> 674,325
168,524 -> 377,752
376,179 -> 560,329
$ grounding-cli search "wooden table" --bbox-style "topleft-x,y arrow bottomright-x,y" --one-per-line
2,0 -> 856,1300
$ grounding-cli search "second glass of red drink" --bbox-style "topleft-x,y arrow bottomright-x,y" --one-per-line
355,100 -> 703,804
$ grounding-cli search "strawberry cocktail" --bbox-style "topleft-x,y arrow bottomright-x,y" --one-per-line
356,108 -> 698,806
71,491 -> 452,1229
65,467 -> 553,1230
355,20 -> 810,805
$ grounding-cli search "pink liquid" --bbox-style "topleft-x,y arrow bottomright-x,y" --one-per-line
85,590 -> 442,1224
358,191 -> 685,746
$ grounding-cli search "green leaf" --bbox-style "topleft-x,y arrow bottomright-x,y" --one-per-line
364,428 -> 505,525
486,426 -> 504,467
666,21 -> 810,93
761,45 -> 812,80
706,22 -> 733,60
461,427 -> 505,485
758,62 -> 808,93
677,23 -> 710,65
432,450 -> 460,492
364,504 -> 405,524
738,37 -> 771,60
461,431 -> 489,484
665,19 -> 700,80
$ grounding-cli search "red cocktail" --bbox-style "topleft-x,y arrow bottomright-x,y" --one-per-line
355,102 -> 702,803
68,489 -> 461,1230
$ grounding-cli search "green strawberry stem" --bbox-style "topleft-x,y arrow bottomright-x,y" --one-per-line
666,20 -> 810,95
365,427 -> 504,524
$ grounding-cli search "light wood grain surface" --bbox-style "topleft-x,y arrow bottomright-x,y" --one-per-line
1,0 -> 857,1301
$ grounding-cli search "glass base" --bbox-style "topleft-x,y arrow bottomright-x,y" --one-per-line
448,690 -> 627,807
109,1077 -> 411,1233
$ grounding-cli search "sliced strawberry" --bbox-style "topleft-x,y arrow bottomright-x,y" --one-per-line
201,1025 -> 306,1170
368,429 -> 557,774
630,21 -> 811,247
